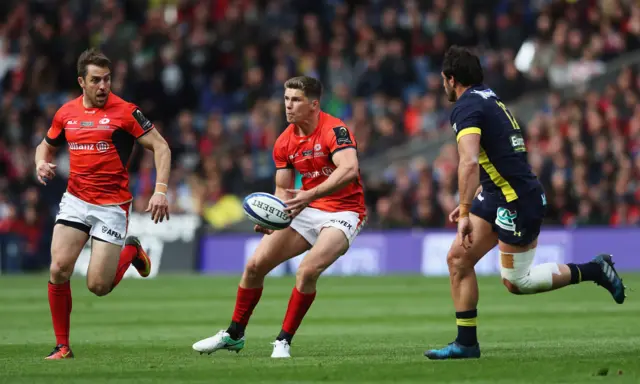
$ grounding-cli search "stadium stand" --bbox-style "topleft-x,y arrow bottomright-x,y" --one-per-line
1,0 -> 639,271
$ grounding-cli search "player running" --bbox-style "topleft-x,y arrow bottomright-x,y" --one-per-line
424,46 -> 626,360
35,48 -> 171,359
192,76 -> 367,358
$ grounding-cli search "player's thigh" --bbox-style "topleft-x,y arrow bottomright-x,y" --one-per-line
86,203 -> 130,289
496,189 -> 546,276
297,210 -> 366,278
51,192 -> 92,277
50,223 -> 90,278
448,191 -> 500,269
246,227 -> 311,276
448,212 -> 498,270
297,227 -> 349,280
86,237 -> 123,290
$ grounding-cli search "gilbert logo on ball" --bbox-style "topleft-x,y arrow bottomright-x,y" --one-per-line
243,192 -> 291,230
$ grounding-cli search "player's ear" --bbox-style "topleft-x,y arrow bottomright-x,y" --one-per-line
77,76 -> 85,89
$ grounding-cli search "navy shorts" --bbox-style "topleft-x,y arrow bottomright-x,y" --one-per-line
470,186 -> 547,246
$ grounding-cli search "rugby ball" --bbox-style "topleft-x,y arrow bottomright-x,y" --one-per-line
243,192 -> 291,230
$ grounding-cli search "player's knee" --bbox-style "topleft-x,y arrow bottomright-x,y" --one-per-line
49,260 -> 73,283
296,265 -> 321,286
243,259 -> 268,282
87,280 -> 112,297
447,248 -> 472,277
500,263 -> 559,295
501,278 -> 523,294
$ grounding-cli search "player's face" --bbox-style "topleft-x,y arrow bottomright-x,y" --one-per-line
79,64 -> 111,108
284,88 -> 317,123
441,72 -> 457,102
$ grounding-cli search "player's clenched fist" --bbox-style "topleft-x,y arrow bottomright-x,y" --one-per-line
146,192 -> 170,223
36,160 -> 57,185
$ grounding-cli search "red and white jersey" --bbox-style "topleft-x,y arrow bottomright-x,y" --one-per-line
45,93 -> 155,205
273,111 -> 366,215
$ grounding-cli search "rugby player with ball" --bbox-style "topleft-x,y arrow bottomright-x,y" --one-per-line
193,76 -> 367,358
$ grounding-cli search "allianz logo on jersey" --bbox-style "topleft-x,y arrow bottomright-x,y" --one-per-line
68,141 -> 110,152
301,167 -> 334,179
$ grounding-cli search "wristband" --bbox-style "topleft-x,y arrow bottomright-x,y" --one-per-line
459,203 -> 471,218
155,182 -> 168,194
154,191 -> 167,197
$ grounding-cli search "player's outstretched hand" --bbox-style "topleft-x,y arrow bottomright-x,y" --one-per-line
146,192 -> 170,224
283,189 -> 314,218
254,225 -> 274,235
449,206 -> 460,223
36,160 -> 57,185
457,216 -> 473,251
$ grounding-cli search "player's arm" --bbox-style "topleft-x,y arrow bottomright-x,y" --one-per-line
457,133 -> 481,218
272,137 -> 295,201
453,104 -> 482,218
274,168 -> 295,201
137,129 -> 171,194
35,111 -> 65,185
310,148 -> 358,199
126,106 -> 171,222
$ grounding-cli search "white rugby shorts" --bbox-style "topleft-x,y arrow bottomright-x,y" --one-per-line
290,207 -> 366,247
55,192 -> 131,246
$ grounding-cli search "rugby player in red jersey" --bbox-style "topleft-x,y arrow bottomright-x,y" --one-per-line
34,48 -> 171,359
193,76 -> 367,358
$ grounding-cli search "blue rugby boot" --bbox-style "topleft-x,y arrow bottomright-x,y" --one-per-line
592,254 -> 626,304
424,342 -> 481,360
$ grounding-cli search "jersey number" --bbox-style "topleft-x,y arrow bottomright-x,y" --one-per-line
496,101 -> 520,130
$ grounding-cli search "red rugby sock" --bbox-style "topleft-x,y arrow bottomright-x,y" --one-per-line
111,245 -> 138,289
281,287 -> 316,336
48,281 -> 72,346
231,286 -> 264,326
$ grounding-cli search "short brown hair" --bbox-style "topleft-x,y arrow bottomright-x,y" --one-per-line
284,76 -> 323,101
77,48 -> 111,78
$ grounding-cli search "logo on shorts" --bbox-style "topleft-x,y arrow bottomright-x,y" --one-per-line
330,219 -> 353,231
541,193 -> 547,206
322,167 -> 334,176
102,225 -> 122,240
495,207 -> 517,233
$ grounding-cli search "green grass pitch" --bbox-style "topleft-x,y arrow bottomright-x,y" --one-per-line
0,274 -> 639,383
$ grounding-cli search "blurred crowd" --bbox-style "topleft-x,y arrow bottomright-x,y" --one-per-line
1,0 -> 640,268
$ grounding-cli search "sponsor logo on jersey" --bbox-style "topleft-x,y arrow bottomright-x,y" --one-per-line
68,141 -> 110,152
99,118 -> 110,124
66,120 -> 78,125
302,149 -> 313,157
132,109 -> 153,131
322,166 -> 334,176
96,141 -> 110,152
333,126 -> 353,145
80,121 -> 94,127
509,133 -> 527,152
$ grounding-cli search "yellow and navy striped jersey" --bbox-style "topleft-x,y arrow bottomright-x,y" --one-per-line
451,85 -> 540,202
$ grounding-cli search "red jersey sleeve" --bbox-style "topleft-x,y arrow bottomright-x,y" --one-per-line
122,104 -> 155,138
45,109 -> 66,147
273,135 -> 292,169
324,124 -> 357,156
